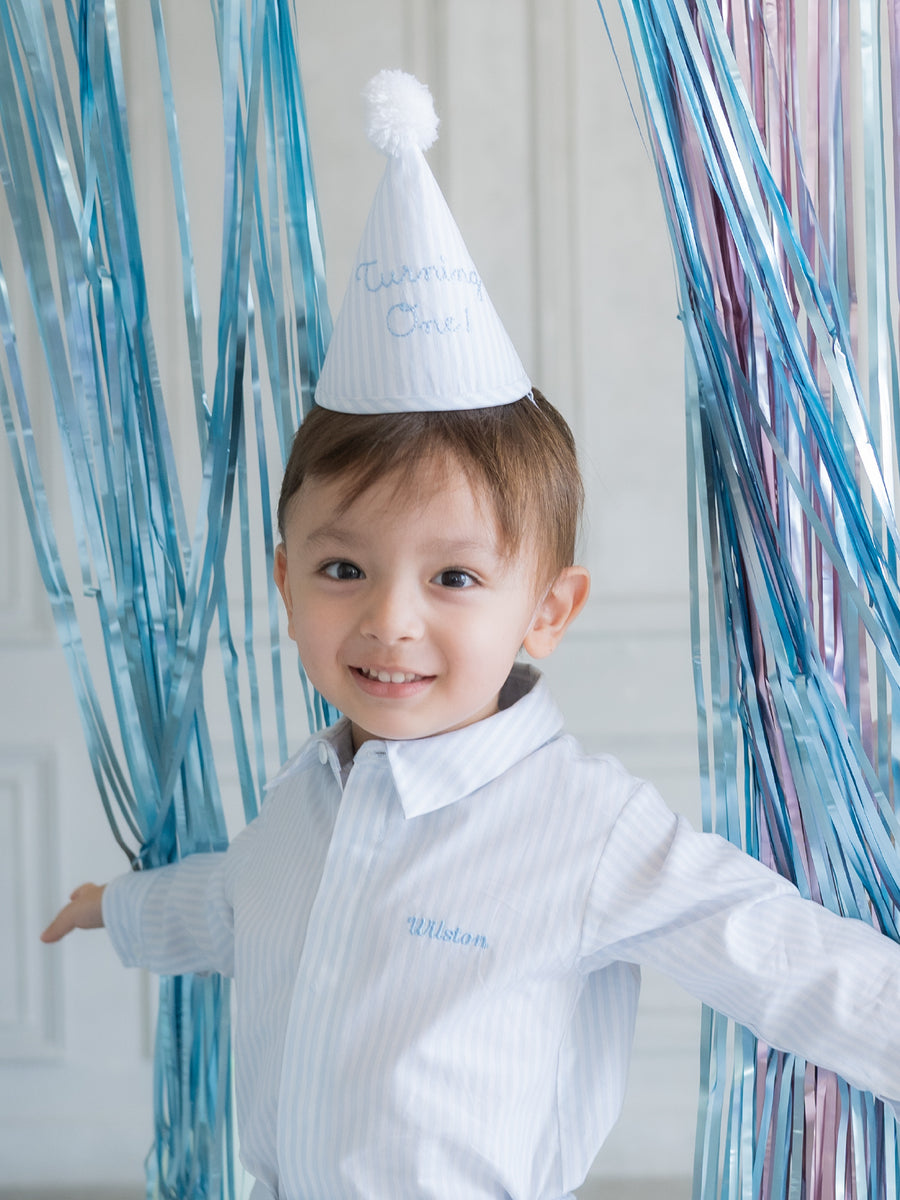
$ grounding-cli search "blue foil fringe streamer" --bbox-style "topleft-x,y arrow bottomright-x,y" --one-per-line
0,1 -> 332,1194
605,0 -> 900,1195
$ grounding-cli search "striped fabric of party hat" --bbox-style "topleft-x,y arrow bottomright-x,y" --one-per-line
315,69 -> 531,414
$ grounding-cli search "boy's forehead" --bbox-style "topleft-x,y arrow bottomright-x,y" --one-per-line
296,455 -> 493,525
291,476 -> 504,568
286,464 -> 549,586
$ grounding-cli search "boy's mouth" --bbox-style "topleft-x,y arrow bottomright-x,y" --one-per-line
355,666 -> 429,684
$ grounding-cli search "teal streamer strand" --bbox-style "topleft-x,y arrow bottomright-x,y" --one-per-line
148,0 -> 211,444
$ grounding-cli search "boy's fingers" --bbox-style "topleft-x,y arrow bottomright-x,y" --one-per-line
40,906 -> 77,943
40,882 -> 105,943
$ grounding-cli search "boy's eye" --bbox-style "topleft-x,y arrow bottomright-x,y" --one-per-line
434,569 -> 477,589
322,560 -> 364,581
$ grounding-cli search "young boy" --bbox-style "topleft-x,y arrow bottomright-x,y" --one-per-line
43,71 -> 900,1200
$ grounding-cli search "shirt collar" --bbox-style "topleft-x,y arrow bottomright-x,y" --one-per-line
276,664 -> 564,818
384,663 -> 563,818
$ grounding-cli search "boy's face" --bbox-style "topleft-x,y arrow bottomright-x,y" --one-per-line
275,462 -> 583,749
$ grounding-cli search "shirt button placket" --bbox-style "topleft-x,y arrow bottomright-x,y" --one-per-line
276,750 -> 392,1190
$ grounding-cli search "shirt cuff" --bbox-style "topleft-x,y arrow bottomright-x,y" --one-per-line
102,868 -> 163,967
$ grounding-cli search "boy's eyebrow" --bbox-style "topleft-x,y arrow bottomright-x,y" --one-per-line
304,523 -> 361,548
425,537 -> 500,558
304,523 -> 499,558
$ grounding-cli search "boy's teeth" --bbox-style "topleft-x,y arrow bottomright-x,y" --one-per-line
362,667 -> 420,683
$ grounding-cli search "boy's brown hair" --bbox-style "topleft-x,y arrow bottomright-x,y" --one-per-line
277,388 -> 584,583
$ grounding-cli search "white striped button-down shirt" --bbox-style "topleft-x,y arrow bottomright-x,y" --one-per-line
104,665 -> 900,1199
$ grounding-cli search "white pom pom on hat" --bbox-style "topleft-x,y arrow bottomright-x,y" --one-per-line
314,69 -> 531,415
363,69 -> 439,156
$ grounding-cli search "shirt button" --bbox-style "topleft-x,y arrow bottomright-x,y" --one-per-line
317,743 -> 329,765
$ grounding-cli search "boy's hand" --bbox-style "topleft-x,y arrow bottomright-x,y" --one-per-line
41,883 -> 106,943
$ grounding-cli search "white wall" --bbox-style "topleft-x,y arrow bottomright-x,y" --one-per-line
0,0 -> 695,1188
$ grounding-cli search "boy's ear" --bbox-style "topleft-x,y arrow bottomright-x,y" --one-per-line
522,565 -> 591,659
273,543 -> 295,637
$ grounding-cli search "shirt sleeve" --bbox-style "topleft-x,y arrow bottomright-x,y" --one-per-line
102,852 -> 234,978
580,779 -> 900,1109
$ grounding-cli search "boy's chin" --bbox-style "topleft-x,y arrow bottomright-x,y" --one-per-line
350,716 -> 447,749
349,699 -> 502,750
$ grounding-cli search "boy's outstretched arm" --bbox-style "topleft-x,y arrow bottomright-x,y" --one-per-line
41,858 -> 234,979
41,882 -> 105,942
584,779 -> 900,1109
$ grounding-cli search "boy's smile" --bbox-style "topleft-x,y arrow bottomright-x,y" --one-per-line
274,461 -> 588,750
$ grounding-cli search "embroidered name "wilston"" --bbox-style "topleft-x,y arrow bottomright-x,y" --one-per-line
407,916 -> 488,950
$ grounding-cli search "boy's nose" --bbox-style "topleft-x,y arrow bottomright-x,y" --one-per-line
359,583 -> 424,643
